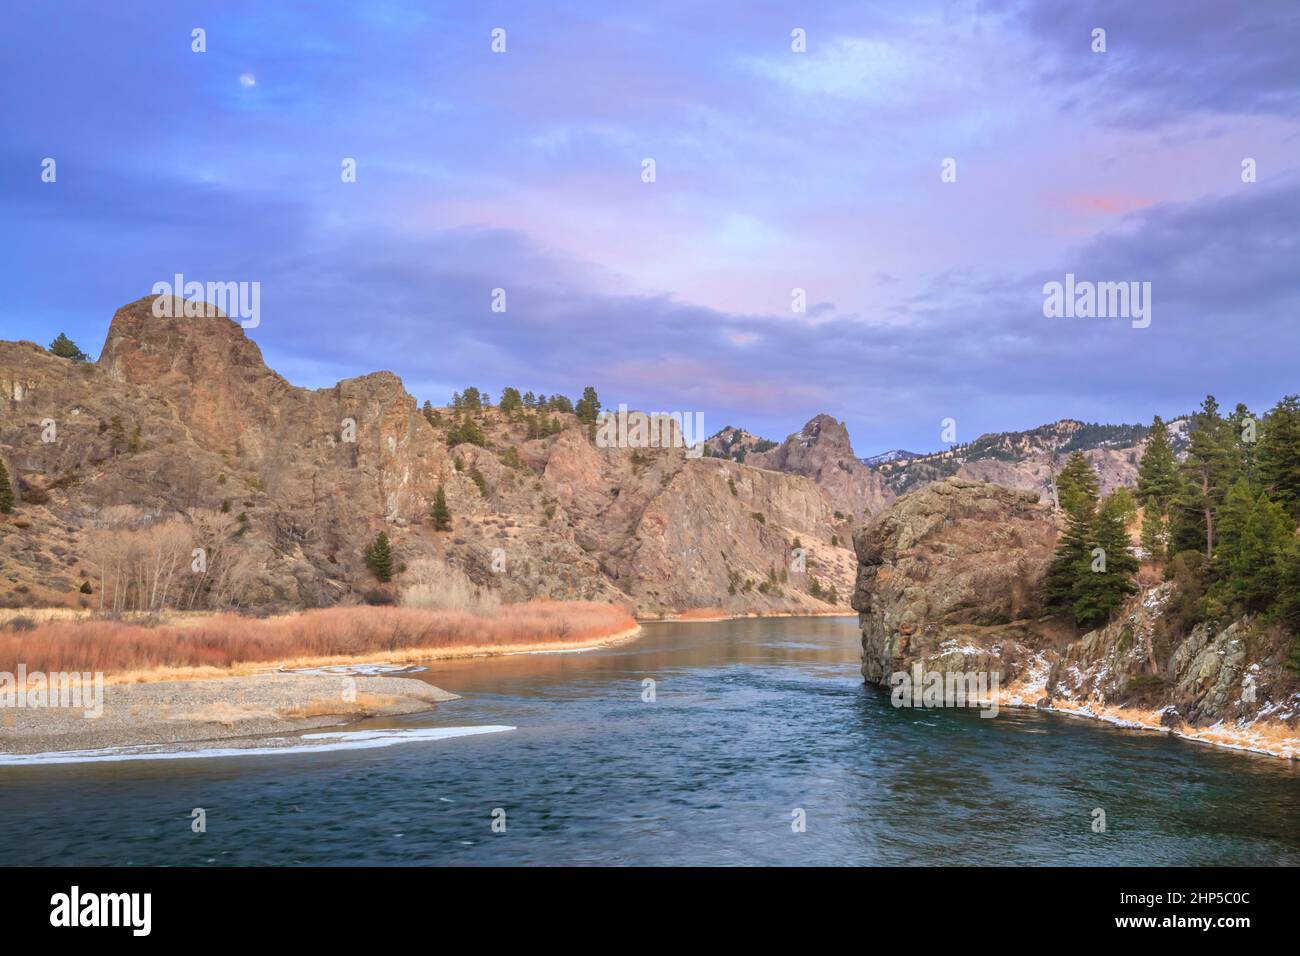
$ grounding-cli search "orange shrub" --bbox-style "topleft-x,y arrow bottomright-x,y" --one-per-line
0,601 -> 637,676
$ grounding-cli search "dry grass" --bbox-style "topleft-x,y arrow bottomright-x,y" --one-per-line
276,693 -> 403,721
0,601 -> 638,680
675,607 -> 728,621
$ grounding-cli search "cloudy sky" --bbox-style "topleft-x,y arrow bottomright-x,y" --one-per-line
2,0 -> 1298,454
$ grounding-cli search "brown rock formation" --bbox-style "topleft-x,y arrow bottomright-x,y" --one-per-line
851,478 -> 1060,684
0,297 -> 857,616
748,414 -> 894,521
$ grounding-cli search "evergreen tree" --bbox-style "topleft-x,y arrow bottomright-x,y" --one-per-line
574,386 -> 601,427
498,387 -> 523,417
1046,505 -> 1092,616
0,457 -> 14,514
430,486 -> 452,531
1215,479 -> 1291,612
1228,403 -> 1259,484
1046,457 -> 1100,617
1139,508 -> 1169,562
1073,493 -> 1139,628
1259,395 -> 1300,520
1107,486 -> 1138,528
365,532 -> 394,582
48,332 -> 89,362
1055,451 -> 1100,521
1182,395 -> 1234,559
446,416 -> 486,447
1136,416 -> 1180,508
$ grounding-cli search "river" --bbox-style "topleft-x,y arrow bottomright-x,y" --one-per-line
2,615 -> 1297,865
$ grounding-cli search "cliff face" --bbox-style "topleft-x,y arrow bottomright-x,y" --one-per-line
748,414 -> 894,521
852,478 -> 1300,752
0,297 -> 856,615
851,479 -> 1061,685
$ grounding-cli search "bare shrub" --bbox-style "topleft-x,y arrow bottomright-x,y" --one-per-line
80,509 -> 255,612
400,558 -> 501,614
0,601 -> 637,676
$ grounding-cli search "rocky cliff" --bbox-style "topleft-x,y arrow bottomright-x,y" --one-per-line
0,297 -> 857,616
852,478 -> 1300,756
748,414 -> 894,521
852,479 -> 1063,685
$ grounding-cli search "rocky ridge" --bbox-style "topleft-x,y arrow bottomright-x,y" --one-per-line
0,297 -> 859,616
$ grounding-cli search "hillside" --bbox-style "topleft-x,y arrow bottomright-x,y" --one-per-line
874,418 -> 1159,499
0,297 -> 859,616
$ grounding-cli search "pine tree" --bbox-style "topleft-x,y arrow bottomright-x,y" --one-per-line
574,386 -> 601,427
365,532 -> 394,582
446,416 -> 486,447
1045,456 -> 1138,628
1182,395 -> 1234,559
1259,395 -> 1300,520
1215,479 -> 1291,612
1073,493 -> 1139,628
1055,451 -> 1100,522
1139,508 -> 1168,562
1228,403 -> 1259,484
498,387 -> 523,417
48,332 -> 89,362
430,486 -> 452,531
0,457 -> 14,514
1046,506 -> 1092,616
1136,416 -> 1180,508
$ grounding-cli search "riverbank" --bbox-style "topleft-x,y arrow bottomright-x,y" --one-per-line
0,601 -> 640,683
645,608 -> 855,624
0,623 -> 642,758
0,670 -> 459,756
0,603 -> 641,758
997,662 -> 1300,761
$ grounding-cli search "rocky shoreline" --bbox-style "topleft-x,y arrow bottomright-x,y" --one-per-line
0,625 -> 643,759
853,478 -> 1300,762
0,671 -> 458,757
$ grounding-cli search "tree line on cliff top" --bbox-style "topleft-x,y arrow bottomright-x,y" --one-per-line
1047,394 -> 1300,667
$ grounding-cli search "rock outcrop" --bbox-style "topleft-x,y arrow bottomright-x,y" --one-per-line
749,414 -> 894,521
851,478 -> 1061,684
0,297 -> 858,615
853,478 -> 1300,752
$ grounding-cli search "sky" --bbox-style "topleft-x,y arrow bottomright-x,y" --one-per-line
1,0 -> 1298,455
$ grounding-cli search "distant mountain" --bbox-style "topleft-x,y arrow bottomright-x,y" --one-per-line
860,449 -> 924,467
873,418 -> 1155,498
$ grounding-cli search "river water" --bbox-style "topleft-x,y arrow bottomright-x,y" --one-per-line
2,616 -> 1297,865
